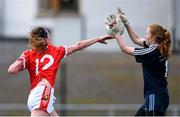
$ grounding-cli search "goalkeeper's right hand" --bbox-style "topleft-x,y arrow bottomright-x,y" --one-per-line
116,8 -> 129,25
105,14 -> 125,36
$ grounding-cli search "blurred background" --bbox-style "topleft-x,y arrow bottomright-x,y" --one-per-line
0,0 -> 180,116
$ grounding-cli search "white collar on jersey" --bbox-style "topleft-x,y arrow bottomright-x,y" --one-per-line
149,42 -> 158,47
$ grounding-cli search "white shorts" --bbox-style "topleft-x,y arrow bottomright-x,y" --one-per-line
27,85 -> 56,113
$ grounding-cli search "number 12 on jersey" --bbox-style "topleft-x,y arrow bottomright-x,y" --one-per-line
35,54 -> 54,76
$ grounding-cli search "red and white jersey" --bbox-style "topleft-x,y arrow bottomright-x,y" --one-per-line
20,44 -> 67,89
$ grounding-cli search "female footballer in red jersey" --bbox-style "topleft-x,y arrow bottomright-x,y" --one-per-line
8,27 -> 113,116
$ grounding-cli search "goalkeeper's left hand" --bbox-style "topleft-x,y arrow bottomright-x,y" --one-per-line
116,7 -> 129,25
105,14 -> 125,36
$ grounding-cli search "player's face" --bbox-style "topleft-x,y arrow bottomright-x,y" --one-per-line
145,27 -> 154,45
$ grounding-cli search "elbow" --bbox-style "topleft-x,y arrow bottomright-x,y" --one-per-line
120,46 -> 129,54
8,69 -> 15,74
8,66 -> 17,74
8,61 -> 24,74
133,37 -> 141,45
132,40 -> 137,44
121,48 -> 127,53
130,37 -> 138,44
76,42 -> 83,51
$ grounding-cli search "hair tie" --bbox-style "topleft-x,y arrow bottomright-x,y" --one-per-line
44,28 -> 49,38
164,29 -> 167,32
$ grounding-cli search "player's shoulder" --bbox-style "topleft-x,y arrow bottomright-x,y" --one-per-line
22,49 -> 35,57
134,44 -> 158,55
47,44 -> 66,54
23,49 -> 33,54
49,44 -> 65,50
58,45 -> 66,50
47,44 -> 58,49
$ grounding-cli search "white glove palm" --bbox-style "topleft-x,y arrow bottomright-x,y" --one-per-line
105,14 -> 125,35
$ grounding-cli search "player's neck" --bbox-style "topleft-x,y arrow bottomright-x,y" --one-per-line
35,47 -> 47,54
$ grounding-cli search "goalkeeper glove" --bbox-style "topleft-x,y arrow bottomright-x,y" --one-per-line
116,7 -> 129,25
105,14 -> 125,35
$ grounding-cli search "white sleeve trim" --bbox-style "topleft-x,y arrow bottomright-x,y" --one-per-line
63,45 -> 67,59
134,46 -> 157,55
19,56 -> 26,69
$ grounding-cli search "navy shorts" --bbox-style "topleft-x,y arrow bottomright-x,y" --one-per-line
137,93 -> 169,114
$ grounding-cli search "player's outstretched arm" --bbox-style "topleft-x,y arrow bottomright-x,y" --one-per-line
66,35 -> 113,56
116,8 -> 144,47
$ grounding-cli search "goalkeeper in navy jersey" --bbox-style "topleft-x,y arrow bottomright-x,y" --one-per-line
105,8 -> 172,116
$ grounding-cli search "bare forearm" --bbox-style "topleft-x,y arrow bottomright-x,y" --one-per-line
66,38 -> 100,56
67,35 -> 113,56
114,34 -> 134,56
125,24 -> 143,46
76,38 -> 100,50
8,60 -> 23,74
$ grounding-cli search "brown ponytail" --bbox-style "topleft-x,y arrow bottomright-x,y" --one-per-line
149,24 -> 172,58
28,27 -> 48,52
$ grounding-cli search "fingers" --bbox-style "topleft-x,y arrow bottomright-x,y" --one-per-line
105,9 -> 126,36
99,40 -> 107,45
106,14 -> 116,24
105,35 -> 114,39
105,20 -> 112,26
104,20 -> 109,25
106,16 -> 111,23
110,14 -> 116,20
98,35 -> 114,44
115,7 -> 129,25
105,14 -> 118,30
101,35 -> 114,40
117,7 -> 125,15
102,41 -> 108,45
116,7 -> 126,19
117,7 -> 122,14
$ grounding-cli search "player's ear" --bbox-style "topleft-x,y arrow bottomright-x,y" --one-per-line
45,38 -> 51,44
45,38 -> 48,42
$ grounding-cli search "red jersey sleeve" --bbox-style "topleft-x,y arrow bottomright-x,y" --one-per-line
58,46 -> 67,59
18,50 -> 30,69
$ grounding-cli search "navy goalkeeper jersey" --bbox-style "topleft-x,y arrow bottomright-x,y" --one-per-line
134,42 -> 169,97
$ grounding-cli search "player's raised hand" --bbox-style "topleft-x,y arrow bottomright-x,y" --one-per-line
105,14 -> 116,27
105,14 -> 125,35
116,7 -> 129,25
